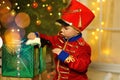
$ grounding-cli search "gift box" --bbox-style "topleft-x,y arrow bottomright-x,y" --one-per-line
2,43 -> 45,78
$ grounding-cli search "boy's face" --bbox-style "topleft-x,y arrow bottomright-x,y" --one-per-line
59,25 -> 79,39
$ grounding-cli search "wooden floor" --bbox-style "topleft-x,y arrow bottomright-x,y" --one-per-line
0,70 -> 54,80
0,74 -> 40,80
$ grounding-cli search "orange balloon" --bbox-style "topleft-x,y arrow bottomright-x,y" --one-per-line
15,12 -> 30,28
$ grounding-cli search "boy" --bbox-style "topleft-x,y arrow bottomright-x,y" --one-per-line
27,0 -> 95,80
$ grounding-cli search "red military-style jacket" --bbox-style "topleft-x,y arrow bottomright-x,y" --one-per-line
40,33 -> 91,80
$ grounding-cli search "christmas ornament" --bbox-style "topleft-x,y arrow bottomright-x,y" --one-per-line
0,37 -> 3,48
47,5 -> 52,12
10,10 -> 16,16
36,19 -> 41,26
41,0 -> 46,2
15,12 -> 30,28
32,1 -> 38,8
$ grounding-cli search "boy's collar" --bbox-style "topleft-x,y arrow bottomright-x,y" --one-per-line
64,33 -> 82,42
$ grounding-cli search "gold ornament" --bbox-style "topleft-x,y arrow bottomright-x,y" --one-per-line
47,5 -> 52,12
41,0 -> 46,2
36,19 -> 41,26
32,1 -> 38,8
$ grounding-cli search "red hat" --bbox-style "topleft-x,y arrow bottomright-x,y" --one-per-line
56,0 -> 95,31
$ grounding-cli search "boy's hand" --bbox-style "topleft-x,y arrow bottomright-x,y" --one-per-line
27,32 -> 36,40
26,37 -> 41,45
52,48 -> 62,55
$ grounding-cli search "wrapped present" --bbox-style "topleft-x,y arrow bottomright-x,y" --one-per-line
2,43 -> 45,78
39,45 -> 46,73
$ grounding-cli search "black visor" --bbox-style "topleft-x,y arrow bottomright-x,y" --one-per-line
56,19 -> 70,26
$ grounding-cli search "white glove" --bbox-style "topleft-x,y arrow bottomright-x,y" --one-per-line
26,37 -> 41,46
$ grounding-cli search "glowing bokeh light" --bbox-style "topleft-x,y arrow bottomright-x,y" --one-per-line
101,21 -> 105,25
102,49 -> 110,56
58,12 -> 61,16
96,28 -> 100,31
15,12 -> 30,28
49,13 -> 53,16
0,37 -> 3,48
0,0 -> 12,14
92,32 -> 95,35
100,29 -> 104,32
4,28 -> 21,53
0,12 -> 15,27
27,4 -> 30,7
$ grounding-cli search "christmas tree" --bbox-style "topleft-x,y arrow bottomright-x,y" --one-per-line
0,0 -> 68,38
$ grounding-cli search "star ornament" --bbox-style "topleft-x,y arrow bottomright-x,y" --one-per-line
0,36 -> 3,48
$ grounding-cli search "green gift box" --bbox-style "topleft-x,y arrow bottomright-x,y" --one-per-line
2,44 -> 46,78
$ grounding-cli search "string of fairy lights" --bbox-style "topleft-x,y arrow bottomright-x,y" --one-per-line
79,0 -> 114,62
86,0 -> 120,62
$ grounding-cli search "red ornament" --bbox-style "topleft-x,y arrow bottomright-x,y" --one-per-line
47,5 -> 52,12
32,2 -> 38,8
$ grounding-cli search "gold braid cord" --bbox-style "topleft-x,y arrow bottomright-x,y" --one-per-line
65,55 -> 75,63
